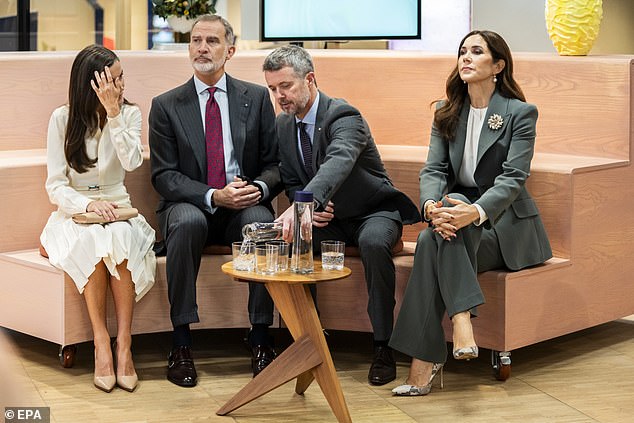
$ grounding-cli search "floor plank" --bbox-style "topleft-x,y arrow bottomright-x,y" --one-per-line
3,318 -> 634,423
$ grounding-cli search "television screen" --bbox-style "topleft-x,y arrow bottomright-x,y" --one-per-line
260,0 -> 421,42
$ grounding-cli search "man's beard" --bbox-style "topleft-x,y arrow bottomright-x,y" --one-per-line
282,90 -> 310,116
192,58 -> 220,74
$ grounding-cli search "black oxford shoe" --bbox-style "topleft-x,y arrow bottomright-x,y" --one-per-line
167,346 -> 197,387
251,345 -> 276,377
368,346 -> 396,386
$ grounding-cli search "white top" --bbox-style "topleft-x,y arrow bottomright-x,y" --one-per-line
41,104 -> 156,300
45,104 -> 143,214
458,106 -> 487,187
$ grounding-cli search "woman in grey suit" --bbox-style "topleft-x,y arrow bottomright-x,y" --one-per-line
389,30 -> 552,396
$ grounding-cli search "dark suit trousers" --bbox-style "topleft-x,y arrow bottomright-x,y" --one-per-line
313,214 -> 402,341
389,193 -> 504,363
159,202 -> 274,328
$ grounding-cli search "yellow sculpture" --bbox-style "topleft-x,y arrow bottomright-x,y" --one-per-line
545,0 -> 603,56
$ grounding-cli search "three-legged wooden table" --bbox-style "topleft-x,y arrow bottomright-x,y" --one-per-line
216,261 -> 352,423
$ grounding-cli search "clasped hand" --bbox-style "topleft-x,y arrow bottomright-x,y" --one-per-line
427,196 -> 479,241
212,177 -> 261,210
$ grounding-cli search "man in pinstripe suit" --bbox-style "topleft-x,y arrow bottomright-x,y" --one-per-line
149,15 -> 282,387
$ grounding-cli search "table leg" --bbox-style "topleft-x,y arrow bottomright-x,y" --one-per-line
216,282 -> 352,423
216,334 -> 322,415
295,370 -> 315,395
267,283 -> 352,423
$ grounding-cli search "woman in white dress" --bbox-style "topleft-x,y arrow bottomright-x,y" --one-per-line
40,45 -> 156,393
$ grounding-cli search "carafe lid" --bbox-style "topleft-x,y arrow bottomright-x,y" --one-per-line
294,191 -> 313,202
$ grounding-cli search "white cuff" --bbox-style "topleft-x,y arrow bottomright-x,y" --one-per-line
473,203 -> 488,226
206,188 -> 218,214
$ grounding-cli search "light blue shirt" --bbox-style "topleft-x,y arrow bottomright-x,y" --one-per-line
295,92 -> 320,163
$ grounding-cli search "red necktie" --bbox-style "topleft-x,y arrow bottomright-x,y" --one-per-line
205,87 -> 226,188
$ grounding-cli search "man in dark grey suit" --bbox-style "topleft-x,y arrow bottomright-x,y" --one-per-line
263,45 -> 421,386
149,15 -> 281,387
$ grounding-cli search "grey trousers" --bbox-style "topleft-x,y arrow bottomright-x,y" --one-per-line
314,214 -> 402,341
389,194 -> 504,363
158,202 -> 274,328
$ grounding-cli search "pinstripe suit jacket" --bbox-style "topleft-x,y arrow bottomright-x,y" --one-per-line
148,74 -> 281,216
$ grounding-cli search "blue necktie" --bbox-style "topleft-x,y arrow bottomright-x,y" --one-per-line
298,121 -> 314,178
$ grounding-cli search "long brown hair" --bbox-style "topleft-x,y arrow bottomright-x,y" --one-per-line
434,30 -> 525,142
65,45 -> 119,173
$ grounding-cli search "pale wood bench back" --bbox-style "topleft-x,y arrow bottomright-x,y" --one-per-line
0,51 -> 631,256
1,51 -> 631,159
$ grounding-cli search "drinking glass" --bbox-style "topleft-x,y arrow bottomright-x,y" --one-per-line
255,244 -> 278,275
321,240 -> 345,271
267,240 -> 289,272
232,241 -> 255,271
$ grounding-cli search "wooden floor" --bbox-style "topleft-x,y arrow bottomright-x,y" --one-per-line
3,316 -> 634,423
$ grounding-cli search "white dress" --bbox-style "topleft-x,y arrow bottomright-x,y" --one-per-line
40,104 -> 156,301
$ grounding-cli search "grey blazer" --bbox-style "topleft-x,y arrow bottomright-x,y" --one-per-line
149,74 -> 281,214
277,91 -> 420,224
421,91 -> 552,270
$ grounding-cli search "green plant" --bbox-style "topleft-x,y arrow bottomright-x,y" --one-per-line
152,0 -> 217,20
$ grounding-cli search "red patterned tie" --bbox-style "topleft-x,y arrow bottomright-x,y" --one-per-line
205,87 -> 226,188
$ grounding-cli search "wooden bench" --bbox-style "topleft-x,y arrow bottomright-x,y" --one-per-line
1,50 -> 633,379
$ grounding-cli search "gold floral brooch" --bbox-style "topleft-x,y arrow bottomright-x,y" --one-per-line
487,114 -> 504,130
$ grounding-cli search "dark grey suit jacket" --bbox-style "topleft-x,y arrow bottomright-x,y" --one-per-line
277,92 -> 420,225
421,91 -> 552,269
149,74 -> 281,216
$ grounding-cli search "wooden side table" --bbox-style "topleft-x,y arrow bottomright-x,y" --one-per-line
216,261 -> 352,423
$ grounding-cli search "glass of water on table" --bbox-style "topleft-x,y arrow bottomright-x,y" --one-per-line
321,240 -> 345,271
232,241 -> 255,271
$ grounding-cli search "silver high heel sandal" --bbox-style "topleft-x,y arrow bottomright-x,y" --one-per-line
391,363 -> 444,396
453,346 -> 479,360
452,311 -> 478,360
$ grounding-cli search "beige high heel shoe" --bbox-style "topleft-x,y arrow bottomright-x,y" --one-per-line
93,349 -> 115,393
93,374 -> 116,393
116,373 -> 138,392
114,341 -> 138,392
391,363 -> 444,396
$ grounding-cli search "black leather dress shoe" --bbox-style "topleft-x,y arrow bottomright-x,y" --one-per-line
368,346 -> 396,386
167,346 -> 197,387
251,345 -> 276,377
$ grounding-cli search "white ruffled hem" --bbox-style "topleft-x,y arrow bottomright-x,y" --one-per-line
41,213 -> 156,301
